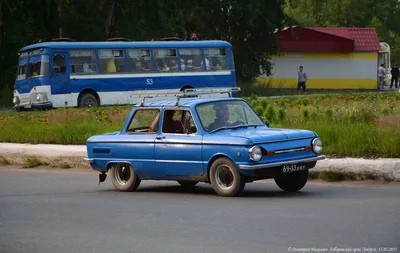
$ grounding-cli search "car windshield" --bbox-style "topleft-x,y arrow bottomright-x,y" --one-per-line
196,100 -> 264,132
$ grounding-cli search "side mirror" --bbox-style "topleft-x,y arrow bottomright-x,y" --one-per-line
265,121 -> 270,127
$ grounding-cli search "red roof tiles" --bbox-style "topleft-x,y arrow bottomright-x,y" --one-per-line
307,27 -> 381,52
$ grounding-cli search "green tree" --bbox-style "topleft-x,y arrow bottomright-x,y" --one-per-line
284,0 -> 400,64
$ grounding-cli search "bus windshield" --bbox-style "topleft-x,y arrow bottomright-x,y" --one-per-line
28,54 -> 50,78
16,58 -> 28,81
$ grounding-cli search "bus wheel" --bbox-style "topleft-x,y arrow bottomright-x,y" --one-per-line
78,93 -> 99,108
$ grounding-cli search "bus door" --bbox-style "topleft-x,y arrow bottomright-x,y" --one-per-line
50,51 -> 70,97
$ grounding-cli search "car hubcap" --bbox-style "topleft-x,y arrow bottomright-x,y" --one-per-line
215,165 -> 234,191
115,164 -> 131,185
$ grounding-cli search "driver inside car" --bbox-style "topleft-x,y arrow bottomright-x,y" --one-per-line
208,103 -> 230,131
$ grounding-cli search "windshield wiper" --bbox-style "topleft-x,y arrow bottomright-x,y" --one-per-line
232,124 -> 261,129
208,124 -> 261,133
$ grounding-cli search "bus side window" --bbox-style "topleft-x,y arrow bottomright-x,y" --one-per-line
53,53 -> 66,74
204,48 -> 228,71
178,48 -> 203,72
99,49 -> 125,74
127,49 -> 152,73
154,48 -> 178,72
70,50 -> 97,74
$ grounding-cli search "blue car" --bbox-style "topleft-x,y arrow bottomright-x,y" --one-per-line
84,89 -> 325,197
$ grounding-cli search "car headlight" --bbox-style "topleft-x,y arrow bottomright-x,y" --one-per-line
249,146 -> 263,161
312,138 -> 322,154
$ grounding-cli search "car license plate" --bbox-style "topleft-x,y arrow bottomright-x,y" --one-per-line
282,164 -> 307,173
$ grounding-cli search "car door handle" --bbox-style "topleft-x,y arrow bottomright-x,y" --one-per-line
156,136 -> 165,140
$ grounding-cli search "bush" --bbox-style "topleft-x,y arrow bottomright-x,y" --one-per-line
255,105 -> 264,116
319,171 -> 345,182
23,156 -> 47,168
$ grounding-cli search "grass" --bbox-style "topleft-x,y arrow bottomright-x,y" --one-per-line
0,106 -> 130,144
23,156 -> 48,168
0,156 -> 10,165
319,171 -> 346,182
0,91 -> 400,158
246,92 -> 400,158
309,170 -> 396,182
58,161 -> 71,169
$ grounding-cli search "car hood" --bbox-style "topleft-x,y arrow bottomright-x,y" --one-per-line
212,127 -> 316,143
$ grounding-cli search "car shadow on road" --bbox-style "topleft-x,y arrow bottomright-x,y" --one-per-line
104,183 -> 323,198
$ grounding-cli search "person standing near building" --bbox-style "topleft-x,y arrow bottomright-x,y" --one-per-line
297,66 -> 307,94
378,64 -> 386,89
390,64 -> 399,89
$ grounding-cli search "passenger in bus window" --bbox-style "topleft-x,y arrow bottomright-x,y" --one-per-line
180,59 -> 186,71
141,61 -> 151,72
83,63 -> 96,73
170,60 -> 178,71
107,58 -> 117,73
186,60 -> 193,70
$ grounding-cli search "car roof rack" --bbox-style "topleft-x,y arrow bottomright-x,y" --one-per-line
130,87 -> 241,106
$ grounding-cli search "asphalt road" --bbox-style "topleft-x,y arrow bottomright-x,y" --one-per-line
0,167 -> 399,253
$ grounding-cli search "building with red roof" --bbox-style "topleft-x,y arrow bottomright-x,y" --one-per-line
258,26 -> 384,90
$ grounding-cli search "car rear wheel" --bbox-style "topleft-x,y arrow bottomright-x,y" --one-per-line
274,170 -> 309,192
110,163 -> 141,192
209,157 -> 245,197
177,180 -> 198,187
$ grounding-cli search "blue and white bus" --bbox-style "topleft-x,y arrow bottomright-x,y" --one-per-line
12,40 -> 236,110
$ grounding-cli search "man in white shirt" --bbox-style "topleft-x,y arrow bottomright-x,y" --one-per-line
297,66 -> 307,94
378,64 -> 385,89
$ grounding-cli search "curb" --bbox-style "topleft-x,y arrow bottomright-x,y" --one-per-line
1,143 -> 399,181
0,143 -> 88,168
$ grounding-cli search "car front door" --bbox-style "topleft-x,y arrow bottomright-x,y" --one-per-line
155,109 -> 204,176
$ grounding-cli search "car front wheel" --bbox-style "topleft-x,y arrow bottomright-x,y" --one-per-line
110,163 -> 141,192
274,170 -> 309,192
209,157 -> 245,197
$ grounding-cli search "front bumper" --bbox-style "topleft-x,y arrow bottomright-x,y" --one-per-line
14,101 -> 53,110
238,155 -> 326,170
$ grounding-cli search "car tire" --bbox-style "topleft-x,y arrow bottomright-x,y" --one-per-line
78,93 -> 99,108
110,163 -> 141,192
209,157 -> 244,197
177,180 -> 198,187
274,170 -> 309,192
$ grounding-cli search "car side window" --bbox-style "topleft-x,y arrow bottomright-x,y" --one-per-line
127,109 -> 160,134
162,109 -> 197,134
